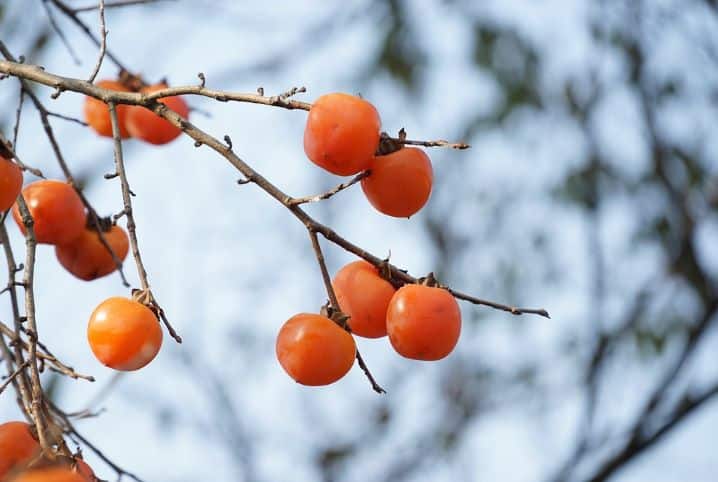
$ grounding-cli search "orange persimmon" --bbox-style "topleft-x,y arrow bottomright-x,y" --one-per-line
55,225 -> 129,281
84,80 -> 132,138
12,180 -> 86,245
276,313 -> 356,386
361,147 -> 433,218
9,467 -> 86,482
125,84 -> 189,145
303,93 -> 381,176
332,260 -> 396,338
87,297 -> 163,371
0,155 -> 23,212
386,284 -> 461,361
0,421 -> 40,480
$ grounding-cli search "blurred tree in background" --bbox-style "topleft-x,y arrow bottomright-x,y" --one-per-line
1,1 -> 716,481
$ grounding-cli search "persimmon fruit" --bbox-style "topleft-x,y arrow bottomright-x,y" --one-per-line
84,79 -> 132,138
361,147 -> 433,218
12,180 -> 86,245
87,297 -> 163,371
386,284 -> 461,361
0,421 -> 40,480
55,225 -> 129,281
125,84 -> 189,145
303,93 -> 381,176
332,260 -> 396,338
0,155 -> 23,212
9,467 -> 87,482
276,313 -> 356,385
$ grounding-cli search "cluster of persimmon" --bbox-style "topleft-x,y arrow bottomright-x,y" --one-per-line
277,260 -> 462,386
0,139 -> 162,371
0,421 -> 96,481
84,79 -> 189,145
277,93 -> 458,387
304,92 -> 434,218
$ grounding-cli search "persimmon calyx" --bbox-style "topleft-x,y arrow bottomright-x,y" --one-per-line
130,288 -> 161,320
85,215 -> 114,232
375,131 -> 405,156
319,303 -> 352,331
418,272 -> 441,288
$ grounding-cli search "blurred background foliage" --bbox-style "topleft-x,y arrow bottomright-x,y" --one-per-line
1,1 -> 717,481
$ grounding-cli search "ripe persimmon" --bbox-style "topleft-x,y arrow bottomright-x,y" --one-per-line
87,297 -> 163,371
55,225 -> 129,281
125,84 -> 189,145
332,260 -> 396,338
386,284 -> 461,361
361,147 -> 433,218
0,155 -> 23,212
9,467 -> 86,482
84,80 -> 132,138
303,93 -> 381,176
12,180 -> 86,245
276,313 -> 356,385
0,421 -> 40,479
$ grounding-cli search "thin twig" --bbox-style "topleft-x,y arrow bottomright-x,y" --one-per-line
12,84 -> 25,148
49,401 -> 145,482
0,44 -> 130,287
0,322 -> 94,381
309,231 -> 386,394
0,131 -> 45,178
46,111 -> 89,126
0,222 -> 35,418
49,0 -> 133,73
86,0 -> 106,83
398,138 -> 470,150
290,171 -> 369,205
108,102 -> 182,342
0,360 -> 29,395
72,0 -> 174,12
13,194 -> 52,452
108,102 -> 150,292
41,0 -> 82,65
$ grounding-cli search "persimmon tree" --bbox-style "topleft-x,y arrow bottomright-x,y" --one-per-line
0,1 -> 550,480
2,1 -> 717,481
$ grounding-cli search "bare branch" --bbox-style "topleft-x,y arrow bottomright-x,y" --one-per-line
72,0 -> 175,13
41,0 -> 82,66
308,231 -> 386,394
86,0 -> 107,83
290,171 -> 369,205
0,62 -> 545,319
48,0 -> 133,74
0,360 -> 29,395
13,194 -> 52,452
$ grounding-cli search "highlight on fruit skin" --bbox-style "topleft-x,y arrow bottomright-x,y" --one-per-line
0,421 -> 40,480
303,92 -> 381,176
276,313 -> 356,386
361,147 -> 433,218
125,83 -> 189,145
12,180 -> 87,245
0,154 -> 23,212
332,260 -> 396,338
55,225 -> 129,281
386,284 -> 461,361
84,79 -> 132,138
87,296 -> 163,371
